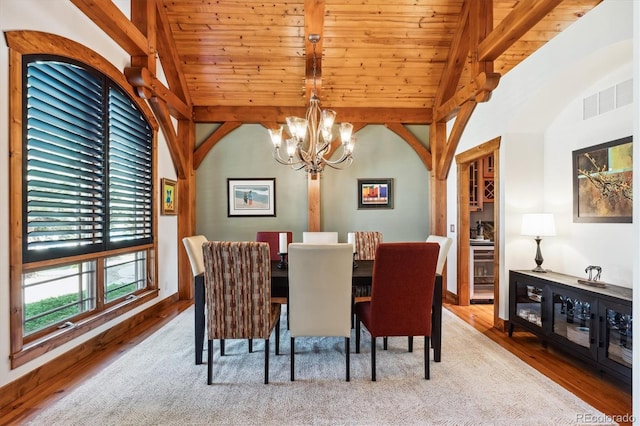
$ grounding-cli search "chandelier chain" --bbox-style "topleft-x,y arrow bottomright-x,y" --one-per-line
312,40 -> 318,96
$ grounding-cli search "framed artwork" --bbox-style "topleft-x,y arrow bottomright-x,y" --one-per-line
357,178 -> 394,209
227,178 -> 276,217
161,178 -> 177,215
573,136 -> 632,223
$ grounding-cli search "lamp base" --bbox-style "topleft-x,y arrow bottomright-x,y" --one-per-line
531,237 -> 546,273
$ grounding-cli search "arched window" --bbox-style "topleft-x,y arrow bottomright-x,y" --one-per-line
7,32 -> 158,368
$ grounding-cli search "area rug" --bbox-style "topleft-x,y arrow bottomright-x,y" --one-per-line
26,307 -> 614,425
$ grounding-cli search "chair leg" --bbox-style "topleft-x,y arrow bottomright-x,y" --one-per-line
383,337 -> 388,350
264,338 -> 269,384
249,338 -> 253,353
408,336 -> 413,352
290,337 -> 295,381
221,339 -> 225,356
355,318 -> 361,353
275,318 -> 280,356
345,337 -> 350,382
424,336 -> 430,380
371,336 -> 377,381
207,339 -> 213,385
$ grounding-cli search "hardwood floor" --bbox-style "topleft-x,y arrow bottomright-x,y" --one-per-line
0,301 -> 632,425
446,303 -> 632,426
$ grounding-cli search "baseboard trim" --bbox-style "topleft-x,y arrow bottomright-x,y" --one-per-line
0,294 -> 180,413
445,290 -> 459,304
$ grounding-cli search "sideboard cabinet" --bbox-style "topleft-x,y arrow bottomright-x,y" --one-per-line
509,270 -> 632,384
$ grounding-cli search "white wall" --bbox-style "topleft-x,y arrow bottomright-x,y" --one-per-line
445,0 -> 635,320
544,65 -> 633,284
0,0 -> 178,387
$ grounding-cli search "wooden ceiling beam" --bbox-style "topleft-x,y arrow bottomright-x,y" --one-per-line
469,0 -> 493,77
193,106 -> 432,124
385,123 -> 432,171
434,72 -> 500,123
125,67 -> 191,120
434,0 -> 470,110
130,0 -> 156,74
155,0 -> 191,106
437,100 -> 477,180
193,122 -> 242,169
70,0 -> 147,56
148,98 -> 186,179
478,0 -> 564,61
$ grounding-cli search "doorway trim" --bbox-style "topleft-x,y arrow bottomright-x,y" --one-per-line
455,136 -> 502,329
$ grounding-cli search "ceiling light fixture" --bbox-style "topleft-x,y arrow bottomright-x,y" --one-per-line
268,34 -> 355,176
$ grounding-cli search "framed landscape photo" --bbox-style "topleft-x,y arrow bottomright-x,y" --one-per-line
573,136 -> 632,223
227,178 -> 276,217
161,178 -> 177,215
357,178 -> 394,209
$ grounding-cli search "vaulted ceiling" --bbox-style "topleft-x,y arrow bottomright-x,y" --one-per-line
159,0 -> 602,124
72,0 -> 603,179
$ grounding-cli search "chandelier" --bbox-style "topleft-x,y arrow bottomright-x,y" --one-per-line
268,34 -> 355,176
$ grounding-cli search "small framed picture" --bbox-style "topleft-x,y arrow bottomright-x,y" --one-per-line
161,178 -> 177,215
227,178 -> 276,217
357,178 -> 394,209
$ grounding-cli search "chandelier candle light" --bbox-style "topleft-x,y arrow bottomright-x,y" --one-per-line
277,232 -> 288,269
521,213 -> 556,273
268,34 -> 355,176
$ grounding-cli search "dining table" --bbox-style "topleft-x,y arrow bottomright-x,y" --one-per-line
193,260 -> 442,365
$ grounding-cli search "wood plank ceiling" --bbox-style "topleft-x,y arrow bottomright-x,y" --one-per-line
161,0 -> 601,124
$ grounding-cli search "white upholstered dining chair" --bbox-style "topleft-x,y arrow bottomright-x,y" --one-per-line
426,235 -> 453,275
302,231 -> 338,244
182,235 -> 208,277
288,243 -> 353,381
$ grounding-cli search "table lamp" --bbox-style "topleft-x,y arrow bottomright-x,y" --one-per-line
521,213 -> 556,273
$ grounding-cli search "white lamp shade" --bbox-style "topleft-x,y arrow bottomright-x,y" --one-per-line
521,213 -> 556,237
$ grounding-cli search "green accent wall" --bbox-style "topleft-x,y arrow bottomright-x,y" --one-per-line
195,124 -> 430,243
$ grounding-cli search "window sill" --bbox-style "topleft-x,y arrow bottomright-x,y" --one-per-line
10,289 -> 159,369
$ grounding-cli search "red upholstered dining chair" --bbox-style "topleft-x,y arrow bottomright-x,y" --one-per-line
256,231 -> 292,326
202,241 -> 281,384
354,242 -> 440,381
256,231 -> 293,261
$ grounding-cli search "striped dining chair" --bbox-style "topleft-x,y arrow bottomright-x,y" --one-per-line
202,241 -> 281,384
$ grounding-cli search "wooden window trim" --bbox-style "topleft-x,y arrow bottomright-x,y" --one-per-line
6,30 -> 160,368
11,289 -> 159,369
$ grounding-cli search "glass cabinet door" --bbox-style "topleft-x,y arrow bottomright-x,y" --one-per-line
514,281 -> 543,328
602,302 -> 632,371
551,289 -> 596,354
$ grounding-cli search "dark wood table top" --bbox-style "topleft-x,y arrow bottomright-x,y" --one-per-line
271,259 -> 373,287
